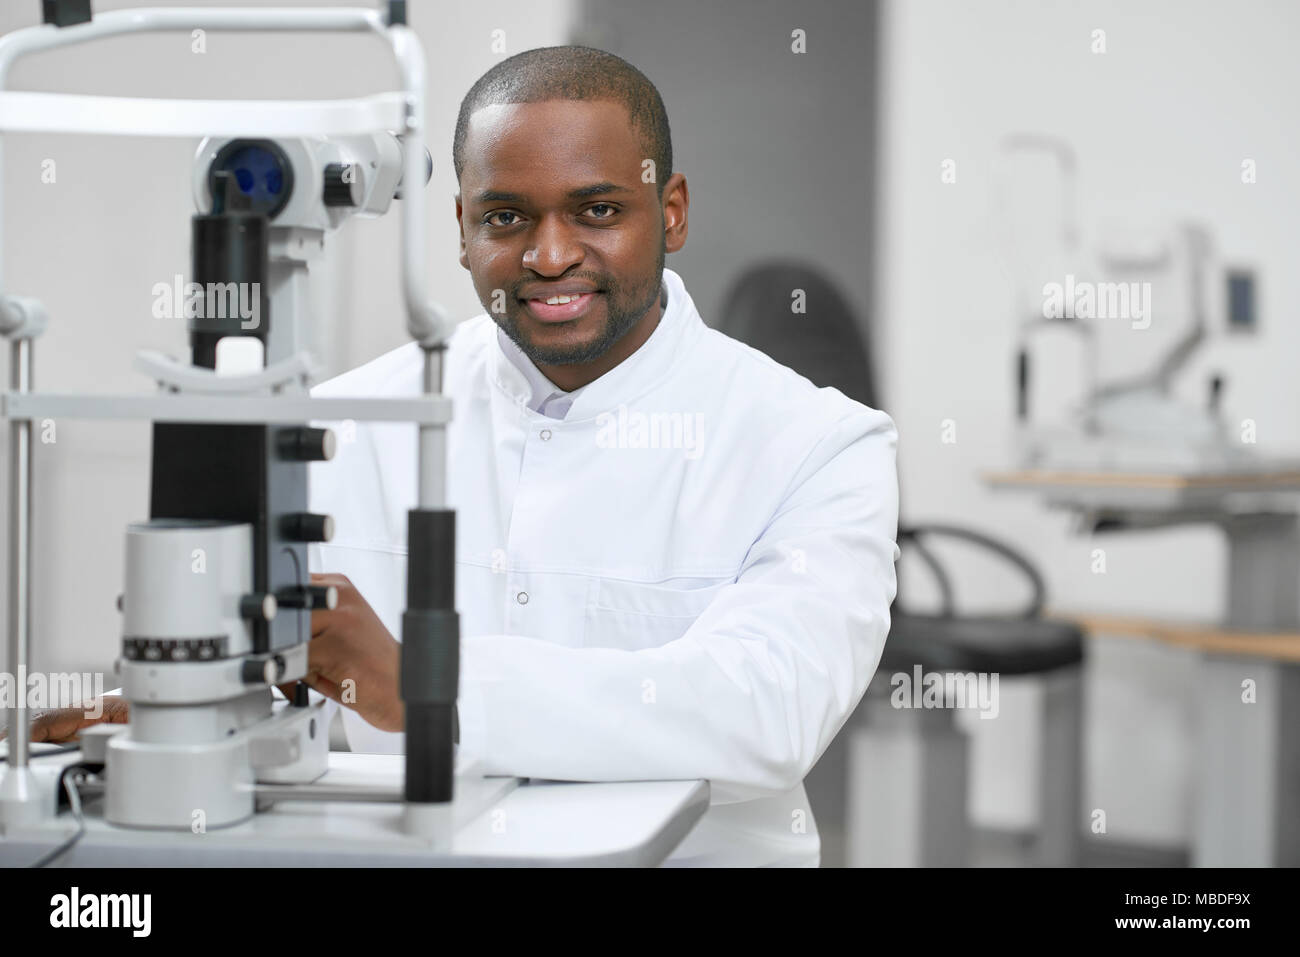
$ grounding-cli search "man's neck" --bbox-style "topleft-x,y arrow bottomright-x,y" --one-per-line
535,283 -> 667,393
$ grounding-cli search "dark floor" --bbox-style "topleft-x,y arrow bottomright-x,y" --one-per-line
814,822 -> 1190,867
971,827 -> 1189,868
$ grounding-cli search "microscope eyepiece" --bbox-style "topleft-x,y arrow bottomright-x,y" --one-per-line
207,139 -> 294,219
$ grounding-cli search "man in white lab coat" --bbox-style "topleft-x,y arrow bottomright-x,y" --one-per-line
15,46 -> 899,867
301,46 -> 901,867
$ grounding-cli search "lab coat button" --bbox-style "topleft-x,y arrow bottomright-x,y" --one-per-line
516,591 -> 529,605
540,429 -> 552,441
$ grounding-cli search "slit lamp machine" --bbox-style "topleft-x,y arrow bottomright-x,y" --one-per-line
0,2 -> 469,844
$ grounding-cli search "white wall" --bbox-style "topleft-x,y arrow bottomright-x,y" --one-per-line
878,0 -> 1300,845
0,0 -> 575,690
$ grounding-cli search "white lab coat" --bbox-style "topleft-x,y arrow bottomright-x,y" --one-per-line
307,266 -> 900,866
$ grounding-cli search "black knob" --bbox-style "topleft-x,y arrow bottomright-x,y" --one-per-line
43,0 -> 93,29
276,427 -> 335,462
277,585 -> 338,611
281,512 -> 334,543
241,656 -> 282,686
323,163 -> 363,207
240,593 -> 278,621
293,682 -> 310,708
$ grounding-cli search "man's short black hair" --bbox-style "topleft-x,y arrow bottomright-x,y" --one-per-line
453,45 -> 673,197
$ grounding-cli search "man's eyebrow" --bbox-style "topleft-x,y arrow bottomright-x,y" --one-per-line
472,182 -> 633,205
566,182 -> 632,199
473,189 -> 526,205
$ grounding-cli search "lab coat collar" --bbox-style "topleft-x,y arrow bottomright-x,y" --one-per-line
488,266 -> 700,423
496,325 -> 587,417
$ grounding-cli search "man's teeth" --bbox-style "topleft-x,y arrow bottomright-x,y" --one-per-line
542,294 -> 584,305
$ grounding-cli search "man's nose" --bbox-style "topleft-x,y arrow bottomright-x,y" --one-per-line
522,214 -> 583,274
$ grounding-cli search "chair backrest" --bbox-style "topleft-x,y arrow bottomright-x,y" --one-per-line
714,259 -> 880,410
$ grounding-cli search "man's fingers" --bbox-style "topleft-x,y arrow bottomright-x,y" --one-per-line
308,572 -> 356,637
28,710 -> 88,745
303,623 -> 348,679
299,671 -> 344,706
310,608 -> 334,638
105,698 -> 130,722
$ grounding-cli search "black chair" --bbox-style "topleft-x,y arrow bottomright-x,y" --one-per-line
715,260 -> 1086,867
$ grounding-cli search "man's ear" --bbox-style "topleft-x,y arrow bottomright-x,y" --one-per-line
661,172 -> 689,255
454,192 -> 469,270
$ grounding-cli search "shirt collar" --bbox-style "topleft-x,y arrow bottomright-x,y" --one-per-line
489,266 -> 700,422
496,327 -> 584,419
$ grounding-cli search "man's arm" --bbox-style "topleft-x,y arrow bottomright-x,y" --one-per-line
452,407 -> 899,802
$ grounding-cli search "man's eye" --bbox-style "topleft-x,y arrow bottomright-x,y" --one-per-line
586,204 -> 617,219
484,211 -> 521,227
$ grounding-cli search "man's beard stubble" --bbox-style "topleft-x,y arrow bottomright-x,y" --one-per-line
491,242 -> 666,367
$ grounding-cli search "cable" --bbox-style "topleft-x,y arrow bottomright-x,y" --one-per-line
26,745 -> 82,760
28,766 -> 90,868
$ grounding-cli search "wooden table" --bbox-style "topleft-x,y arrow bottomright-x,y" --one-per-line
986,467 -> 1300,866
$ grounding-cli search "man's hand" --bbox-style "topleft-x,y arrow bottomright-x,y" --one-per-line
285,572 -> 405,733
0,696 -> 130,746
0,576 -> 401,747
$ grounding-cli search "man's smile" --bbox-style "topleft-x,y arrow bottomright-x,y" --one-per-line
519,290 -> 604,322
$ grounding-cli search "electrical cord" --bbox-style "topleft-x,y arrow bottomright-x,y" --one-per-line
26,744 -> 82,759
28,764 -> 92,868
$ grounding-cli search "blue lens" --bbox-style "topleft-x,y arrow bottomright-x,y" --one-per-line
213,143 -> 290,215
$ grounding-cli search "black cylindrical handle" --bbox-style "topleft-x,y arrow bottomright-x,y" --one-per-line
240,593 -> 278,621
277,585 -> 338,611
276,427 -> 336,462
403,508 -> 459,805
281,512 -> 334,543
241,656 -> 282,686
323,163 -> 363,207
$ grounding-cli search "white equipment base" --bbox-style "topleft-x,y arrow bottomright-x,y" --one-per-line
0,751 -> 709,867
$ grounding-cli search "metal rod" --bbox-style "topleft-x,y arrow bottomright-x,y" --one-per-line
70,778 -> 405,805
6,339 -> 31,770
252,782 -> 402,804
419,347 -> 445,509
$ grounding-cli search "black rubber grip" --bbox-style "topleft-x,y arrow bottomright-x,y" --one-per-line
407,509 -> 455,609
403,507 -> 459,805
404,704 -> 454,802
400,609 -> 460,703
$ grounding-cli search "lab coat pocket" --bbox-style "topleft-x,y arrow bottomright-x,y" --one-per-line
584,578 -> 729,651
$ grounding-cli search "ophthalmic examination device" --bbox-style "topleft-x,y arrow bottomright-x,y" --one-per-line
0,2 -> 469,848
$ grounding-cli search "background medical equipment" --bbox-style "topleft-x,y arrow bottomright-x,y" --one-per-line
998,135 -> 1285,474
988,135 -> 1300,867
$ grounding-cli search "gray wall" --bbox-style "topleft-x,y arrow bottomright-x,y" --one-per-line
573,0 -> 879,345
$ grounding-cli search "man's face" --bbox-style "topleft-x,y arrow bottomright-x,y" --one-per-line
456,99 -> 685,367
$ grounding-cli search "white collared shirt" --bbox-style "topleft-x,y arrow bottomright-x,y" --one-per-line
495,279 -> 666,419
308,266 -> 900,866
495,326 -> 581,419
